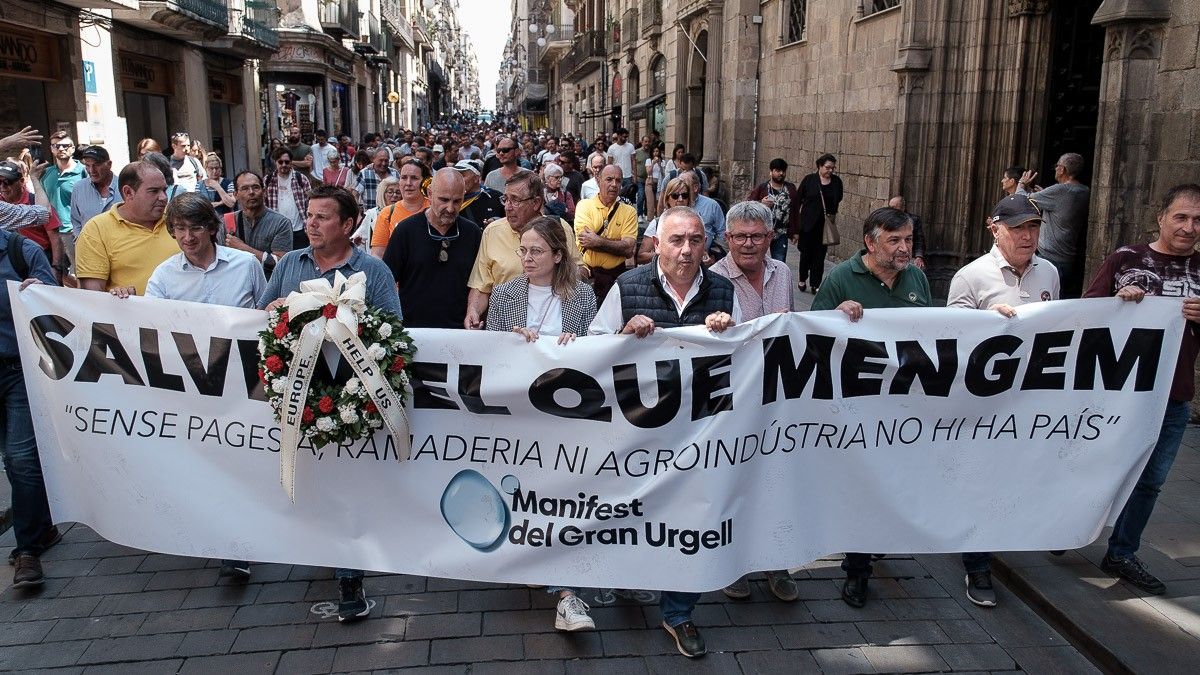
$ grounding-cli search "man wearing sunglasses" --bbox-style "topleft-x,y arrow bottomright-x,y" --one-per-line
0,162 -> 61,284
41,131 -> 84,242
484,136 -> 522,193
265,147 -> 312,249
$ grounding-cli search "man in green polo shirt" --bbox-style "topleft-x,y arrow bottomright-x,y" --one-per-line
810,206 -> 930,608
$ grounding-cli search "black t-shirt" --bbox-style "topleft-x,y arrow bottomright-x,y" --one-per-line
461,189 -> 504,228
382,211 -> 482,329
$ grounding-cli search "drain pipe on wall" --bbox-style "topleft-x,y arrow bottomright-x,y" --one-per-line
750,13 -> 763,183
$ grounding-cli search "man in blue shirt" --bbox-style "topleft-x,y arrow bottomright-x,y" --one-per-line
257,184 -> 400,623
68,146 -> 122,272
0,228 -> 61,590
680,171 -> 725,249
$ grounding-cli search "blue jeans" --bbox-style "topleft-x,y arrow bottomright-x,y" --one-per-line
660,590 -> 701,627
1107,399 -> 1190,560
0,361 -> 54,556
770,233 -> 789,263
635,179 -> 646,217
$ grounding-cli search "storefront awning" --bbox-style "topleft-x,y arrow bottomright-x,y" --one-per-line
629,93 -> 666,115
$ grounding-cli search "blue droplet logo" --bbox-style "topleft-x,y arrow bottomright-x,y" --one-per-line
501,474 -> 520,494
440,469 -> 509,551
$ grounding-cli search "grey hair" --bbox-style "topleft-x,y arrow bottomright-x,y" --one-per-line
658,205 -> 704,234
376,176 -> 400,208
1057,152 -> 1085,178
542,162 -> 564,178
372,147 -> 391,159
587,151 -> 607,169
725,201 -> 773,232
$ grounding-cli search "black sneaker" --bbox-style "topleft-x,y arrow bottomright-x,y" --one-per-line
662,620 -> 706,658
8,526 -> 62,565
337,577 -> 370,622
1101,555 -> 1166,595
841,575 -> 869,608
219,561 -> 251,582
965,571 -> 997,607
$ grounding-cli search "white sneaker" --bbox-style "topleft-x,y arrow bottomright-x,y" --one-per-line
554,594 -> 595,631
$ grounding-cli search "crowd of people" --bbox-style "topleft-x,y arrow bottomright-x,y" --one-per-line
1,119 -> 1198,660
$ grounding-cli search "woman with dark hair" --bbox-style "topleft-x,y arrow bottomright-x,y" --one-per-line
486,215 -> 597,344
792,153 -> 843,293
369,159 -> 430,257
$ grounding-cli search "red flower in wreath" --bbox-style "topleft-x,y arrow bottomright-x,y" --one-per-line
264,355 -> 285,374
389,356 -> 406,373
322,304 -> 338,319
318,395 -> 335,414
365,400 -> 378,415
279,311 -> 289,325
257,368 -> 266,383
302,406 -> 315,424
273,321 -> 288,339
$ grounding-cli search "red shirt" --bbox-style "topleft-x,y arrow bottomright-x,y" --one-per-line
7,190 -> 59,252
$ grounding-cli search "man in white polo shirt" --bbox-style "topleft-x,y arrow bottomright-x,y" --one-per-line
945,192 -> 1058,608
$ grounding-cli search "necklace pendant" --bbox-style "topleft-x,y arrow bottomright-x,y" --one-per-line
438,249 -> 449,262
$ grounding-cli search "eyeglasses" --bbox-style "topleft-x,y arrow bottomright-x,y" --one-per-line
729,233 -> 770,244
496,146 -> 515,153
427,221 -> 460,263
170,224 -> 211,235
52,143 -> 74,149
500,194 -> 538,206
667,192 -> 690,200
516,246 -> 549,258
276,159 -> 291,165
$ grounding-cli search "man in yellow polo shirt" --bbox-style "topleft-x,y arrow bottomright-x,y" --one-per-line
575,164 -> 637,303
76,161 -> 178,295
463,169 -> 582,328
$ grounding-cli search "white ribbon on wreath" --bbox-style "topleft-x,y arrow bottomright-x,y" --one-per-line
277,271 -> 411,501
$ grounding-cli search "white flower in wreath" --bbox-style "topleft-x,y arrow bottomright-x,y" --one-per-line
271,378 -> 287,394
343,377 -> 362,395
399,371 -> 410,387
395,340 -> 409,350
339,407 -> 359,424
378,323 -> 393,338
369,417 -> 383,428
258,338 -> 267,353
316,416 -> 336,432
367,342 -> 386,361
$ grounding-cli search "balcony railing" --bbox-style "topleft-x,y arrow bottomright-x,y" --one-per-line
537,23 -> 574,62
558,29 -> 606,80
227,0 -> 278,48
621,8 -> 638,50
318,0 -> 358,38
380,0 -> 413,47
173,0 -> 229,27
640,0 -> 662,37
413,11 -> 431,44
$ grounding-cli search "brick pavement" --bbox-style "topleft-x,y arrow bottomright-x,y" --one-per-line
0,523 -> 1097,673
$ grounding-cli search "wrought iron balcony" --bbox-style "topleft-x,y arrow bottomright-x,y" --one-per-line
537,24 -> 575,63
412,11 -> 431,45
559,29 -> 606,81
380,0 -> 413,48
640,0 -> 662,38
112,0 -> 230,40
318,0 -> 358,39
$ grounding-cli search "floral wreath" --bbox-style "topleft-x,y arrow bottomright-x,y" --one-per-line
258,303 -> 416,450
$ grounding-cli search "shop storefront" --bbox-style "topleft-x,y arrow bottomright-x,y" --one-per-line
119,52 -> 174,157
0,19 -> 70,144
260,35 -> 359,145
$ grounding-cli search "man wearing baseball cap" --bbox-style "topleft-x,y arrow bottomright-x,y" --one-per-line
945,193 -> 1059,608
68,146 -> 121,270
453,159 -> 503,227
0,162 -> 61,282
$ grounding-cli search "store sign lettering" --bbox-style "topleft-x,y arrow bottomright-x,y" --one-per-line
0,22 -> 60,81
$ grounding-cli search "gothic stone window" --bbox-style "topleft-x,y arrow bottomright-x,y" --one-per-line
785,0 -> 807,45
861,0 -> 900,16
650,55 -> 666,96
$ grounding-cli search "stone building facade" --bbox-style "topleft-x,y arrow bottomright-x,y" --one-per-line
535,0 -> 1198,297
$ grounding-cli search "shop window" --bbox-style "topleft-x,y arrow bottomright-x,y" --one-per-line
784,0 -> 807,45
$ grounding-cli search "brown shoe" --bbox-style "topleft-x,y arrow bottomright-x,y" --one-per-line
8,525 -> 62,565
12,554 -> 44,588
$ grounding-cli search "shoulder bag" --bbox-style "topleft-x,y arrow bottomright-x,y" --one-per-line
819,181 -> 840,247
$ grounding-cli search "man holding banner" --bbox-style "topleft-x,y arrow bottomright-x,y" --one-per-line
811,206 -> 930,609
1082,183 -> 1200,595
947,193 -> 1059,607
590,205 -> 737,659
258,184 -> 401,622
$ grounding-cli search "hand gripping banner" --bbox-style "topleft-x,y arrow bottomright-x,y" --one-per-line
277,271 -> 411,500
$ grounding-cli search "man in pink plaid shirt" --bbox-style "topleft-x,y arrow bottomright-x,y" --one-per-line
264,146 -> 312,249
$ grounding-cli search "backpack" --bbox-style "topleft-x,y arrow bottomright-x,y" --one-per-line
7,232 -> 30,280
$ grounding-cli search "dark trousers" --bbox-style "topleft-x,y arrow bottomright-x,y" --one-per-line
589,265 -> 625,307
0,360 -> 54,556
796,228 -> 828,288
842,553 -> 874,578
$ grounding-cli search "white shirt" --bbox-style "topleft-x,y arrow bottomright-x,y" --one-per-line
589,263 -> 743,334
606,142 -> 637,179
581,178 -> 600,200
310,143 -> 332,177
946,245 -> 1060,310
275,179 -> 301,231
145,246 -> 266,309
526,282 -> 564,336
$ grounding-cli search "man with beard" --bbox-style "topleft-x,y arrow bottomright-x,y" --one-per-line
382,168 -> 481,328
223,171 -> 294,278
810,207 -> 930,609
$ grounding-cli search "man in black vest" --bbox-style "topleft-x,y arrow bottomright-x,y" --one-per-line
588,206 -> 739,659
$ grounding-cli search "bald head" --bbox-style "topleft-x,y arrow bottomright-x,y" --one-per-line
600,164 -> 623,181
427,167 -> 466,229
431,167 -> 465,196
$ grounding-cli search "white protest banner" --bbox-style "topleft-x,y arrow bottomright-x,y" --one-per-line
9,283 -> 1183,591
